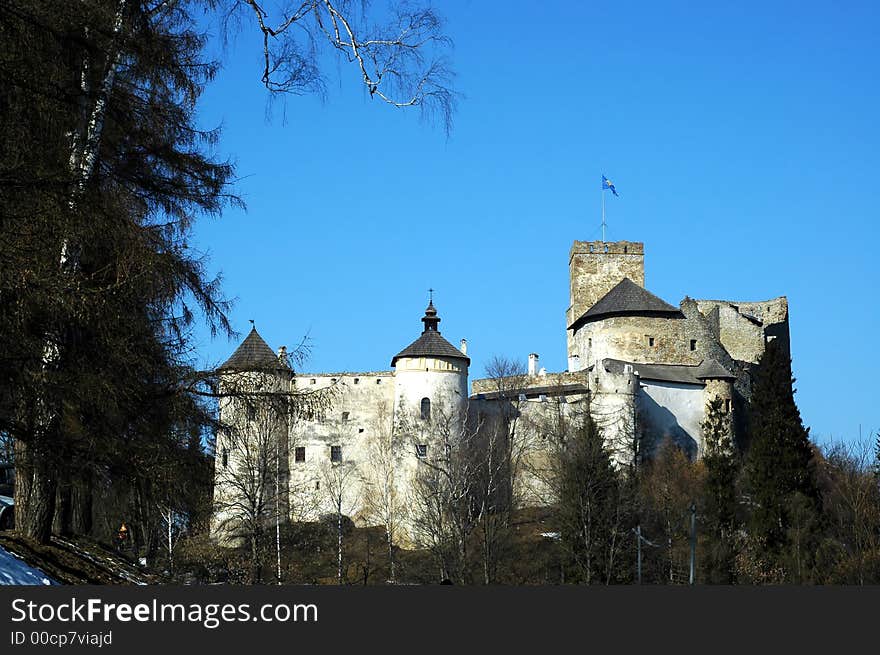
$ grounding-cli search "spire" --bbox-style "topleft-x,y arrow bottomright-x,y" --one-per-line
421,299 -> 441,333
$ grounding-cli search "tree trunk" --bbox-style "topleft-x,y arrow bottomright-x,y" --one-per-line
14,438 -> 57,543
71,473 -> 93,535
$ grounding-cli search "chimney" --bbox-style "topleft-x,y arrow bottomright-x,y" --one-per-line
460,338 -> 468,355
528,353 -> 539,376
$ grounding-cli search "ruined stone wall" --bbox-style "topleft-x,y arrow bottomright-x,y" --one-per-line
567,241 -> 644,354
694,297 -> 789,364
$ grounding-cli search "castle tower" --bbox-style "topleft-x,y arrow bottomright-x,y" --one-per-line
390,301 -> 470,442
566,240 -> 645,358
212,326 -> 291,542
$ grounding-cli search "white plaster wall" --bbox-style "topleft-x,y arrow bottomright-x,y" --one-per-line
637,380 -> 705,458
287,372 -> 396,522
392,356 -> 468,427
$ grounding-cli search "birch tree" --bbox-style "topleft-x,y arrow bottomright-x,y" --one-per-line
362,400 -> 406,583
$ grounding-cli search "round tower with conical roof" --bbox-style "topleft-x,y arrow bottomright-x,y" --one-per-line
390,301 -> 469,444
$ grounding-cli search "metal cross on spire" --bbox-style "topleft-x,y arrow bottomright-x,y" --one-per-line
428,288 -> 434,304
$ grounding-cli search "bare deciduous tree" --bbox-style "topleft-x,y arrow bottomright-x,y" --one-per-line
229,0 -> 457,132
319,456 -> 360,584
361,400 -> 406,583
213,362 -> 333,583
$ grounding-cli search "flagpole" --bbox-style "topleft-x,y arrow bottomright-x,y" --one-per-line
601,187 -> 606,242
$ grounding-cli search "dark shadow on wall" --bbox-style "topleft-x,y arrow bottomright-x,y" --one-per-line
636,391 -> 698,460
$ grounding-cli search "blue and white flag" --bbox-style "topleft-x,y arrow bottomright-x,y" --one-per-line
602,175 -> 619,197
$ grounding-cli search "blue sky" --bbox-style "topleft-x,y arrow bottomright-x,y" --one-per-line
191,1 -> 880,447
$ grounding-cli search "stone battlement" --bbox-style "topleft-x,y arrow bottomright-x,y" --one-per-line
569,240 -> 644,261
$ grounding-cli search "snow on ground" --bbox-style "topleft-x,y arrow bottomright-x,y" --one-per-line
0,545 -> 58,585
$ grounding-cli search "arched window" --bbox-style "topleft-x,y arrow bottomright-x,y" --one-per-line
221,447 -> 229,469
420,397 -> 431,421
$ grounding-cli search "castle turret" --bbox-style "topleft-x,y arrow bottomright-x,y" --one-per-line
696,358 -> 736,455
391,301 -> 469,434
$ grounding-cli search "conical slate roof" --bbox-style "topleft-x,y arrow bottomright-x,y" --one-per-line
391,302 -> 470,367
569,277 -> 681,329
694,358 -> 736,380
220,327 -> 287,371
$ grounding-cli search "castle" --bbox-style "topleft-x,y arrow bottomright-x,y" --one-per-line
211,239 -> 789,540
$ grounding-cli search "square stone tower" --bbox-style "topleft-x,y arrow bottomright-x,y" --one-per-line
566,240 -> 645,356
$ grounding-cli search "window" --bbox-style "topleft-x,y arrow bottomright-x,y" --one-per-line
330,445 -> 342,463
420,397 -> 431,421
724,399 -> 731,413
331,378 -> 337,384
310,378 -> 316,385
588,338 -> 592,348
539,394 -> 547,403
518,393 -> 527,402
221,448 -> 228,468
648,336 -> 655,347
416,444 -> 428,459
354,378 -> 360,385
376,378 -> 382,384
690,339 -> 697,351
315,480 -> 320,490
295,447 -> 305,463
342,411 -> 350,423
246,405 -> 256,421
358,428 -> 364,433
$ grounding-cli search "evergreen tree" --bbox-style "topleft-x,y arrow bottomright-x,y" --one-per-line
552,410 -> 624,584
701,397 -> 739,583
744,339 -> 819,579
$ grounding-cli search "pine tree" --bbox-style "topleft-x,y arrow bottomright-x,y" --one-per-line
744,339 -> 819,577
701,397 -> 739,583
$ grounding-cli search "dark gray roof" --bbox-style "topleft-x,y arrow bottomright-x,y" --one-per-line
220,327 -> 288,371
569,278 -> 681,329
391,330 -> 470,367
471,383 -> 588,401
603,358 -> 704,385
694,358 -> 736,380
